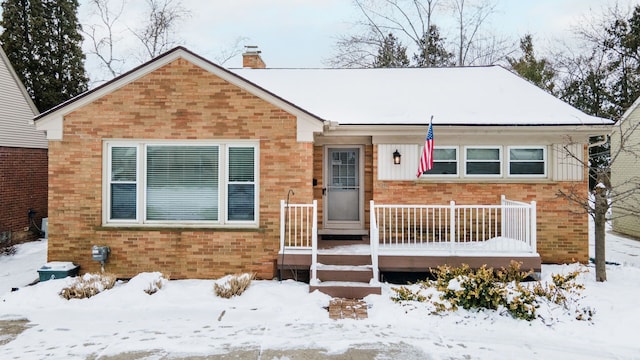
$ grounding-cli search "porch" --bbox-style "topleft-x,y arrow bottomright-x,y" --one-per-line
278,195 -> 541,298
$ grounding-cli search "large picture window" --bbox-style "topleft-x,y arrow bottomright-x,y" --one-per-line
465,147 -> 501,176
105,142 -> 258,226
508,147 -> 546,176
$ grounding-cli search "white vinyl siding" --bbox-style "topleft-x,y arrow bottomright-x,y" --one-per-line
105,141 -> 258,227
551,144 -> 584,181
379,144 -> 565,181
0,48 -> 46,149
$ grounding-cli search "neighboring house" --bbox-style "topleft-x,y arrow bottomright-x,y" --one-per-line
0,46 -> 47,243
610,98 -> 640,239
34,47 -> 611,296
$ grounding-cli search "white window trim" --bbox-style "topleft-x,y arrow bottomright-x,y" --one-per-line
420,146 -> 459,178
102,140 -> 259,228
464,146 -> 503,177
507,146 -> 547,178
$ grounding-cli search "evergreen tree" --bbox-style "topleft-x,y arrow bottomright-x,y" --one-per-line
0,0 -> 88,111
373,33 -> 409,68
507,34 -> 556,94
413,25 -> 454,67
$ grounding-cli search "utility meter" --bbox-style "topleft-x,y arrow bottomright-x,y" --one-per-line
92,245 -> 110,262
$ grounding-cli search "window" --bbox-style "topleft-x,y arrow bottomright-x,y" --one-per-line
465,147 -> 501,176
421,147 -> 458,176
508,147 -> 546,176
105,142 -> 258,226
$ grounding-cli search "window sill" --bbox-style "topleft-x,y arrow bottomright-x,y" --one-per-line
414,177 -> 557,184
96,225 -> 265,233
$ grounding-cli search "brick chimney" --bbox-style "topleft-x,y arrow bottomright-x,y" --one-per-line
242,45 -> 266,69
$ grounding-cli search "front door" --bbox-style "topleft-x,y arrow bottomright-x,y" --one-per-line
324,146 -> 364,230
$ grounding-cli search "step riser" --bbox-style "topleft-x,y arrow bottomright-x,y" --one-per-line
318,255 -> 371,266
317,270 -> 373,283
310,285 -> 381,299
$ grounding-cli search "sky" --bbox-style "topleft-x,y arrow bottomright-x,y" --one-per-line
77,0 -> 638,81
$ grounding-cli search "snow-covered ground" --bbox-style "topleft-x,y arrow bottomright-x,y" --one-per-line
0,224 -> 639,359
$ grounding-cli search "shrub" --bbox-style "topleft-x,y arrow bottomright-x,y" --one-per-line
390,262 -> 590,322
214,273 -> 255,298
391,286 -> 426,303
59,273 -> 117,300
0,245 -> 16,256
144,273 -> 169,295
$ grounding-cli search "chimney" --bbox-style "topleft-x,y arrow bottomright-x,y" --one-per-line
242,45 -> 266,69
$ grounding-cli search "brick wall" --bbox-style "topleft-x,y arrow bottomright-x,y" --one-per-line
0,146 -> 48,242
371,145 -> 589,264
46,58 -> 313,279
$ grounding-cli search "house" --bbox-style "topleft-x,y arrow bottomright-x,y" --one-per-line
0,46 -> 47,244
610,98 -> 640,239
34,47 -> 611,297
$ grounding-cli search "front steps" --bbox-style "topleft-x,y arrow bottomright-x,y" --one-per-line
309,251 -> 381,299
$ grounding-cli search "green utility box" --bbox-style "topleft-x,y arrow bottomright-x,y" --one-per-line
38,262 -> 79,281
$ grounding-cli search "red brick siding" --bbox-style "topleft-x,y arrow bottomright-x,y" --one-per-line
47,59 -> 313,279
0,146 -> 48,242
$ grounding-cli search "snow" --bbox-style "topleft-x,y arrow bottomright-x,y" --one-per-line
1,227 -> 639,359
232,66 -> 613,126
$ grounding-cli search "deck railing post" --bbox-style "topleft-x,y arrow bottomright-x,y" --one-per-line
450,200 -> 456,252
530,200 -> 537,252
311,200 -> 318,285
280,200 -> 286,252
370,200 -> 380,284
500,195 -> 506,239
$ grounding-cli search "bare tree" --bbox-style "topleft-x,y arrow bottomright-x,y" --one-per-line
82,0 -> 127,80
557,116 -> 640,282
448,0 -> 503,65
131,0 -> 190,60
327,0 -> 442,67
328,0 -> 512,67
211,36 -> 249,66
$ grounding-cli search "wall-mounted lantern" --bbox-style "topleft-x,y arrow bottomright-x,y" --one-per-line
393,149 -> 401,165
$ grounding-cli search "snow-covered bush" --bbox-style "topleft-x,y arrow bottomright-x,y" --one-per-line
142,273 -> 169,295
59,273 -> 117,300
214,273 -> 255,298
390,262 -> 592,322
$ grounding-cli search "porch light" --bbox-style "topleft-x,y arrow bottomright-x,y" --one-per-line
393,149 -> 401,165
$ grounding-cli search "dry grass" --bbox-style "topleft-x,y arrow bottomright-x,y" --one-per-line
214,273 -> 255,298
59,273 -> 117,300
144,273 -> 169,295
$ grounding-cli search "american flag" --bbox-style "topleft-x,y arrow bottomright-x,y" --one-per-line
417,117 -> 434,177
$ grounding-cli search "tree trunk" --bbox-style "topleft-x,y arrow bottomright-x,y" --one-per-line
594,189 -> 607,282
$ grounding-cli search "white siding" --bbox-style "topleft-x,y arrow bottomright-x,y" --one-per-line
552,143 -> 584,181
610,108 -> 640,238
379,142 -> 586,181
0,47 -> 46,149
378,144 -> 419,180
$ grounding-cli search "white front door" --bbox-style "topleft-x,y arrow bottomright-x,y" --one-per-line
324,146 -> 364,230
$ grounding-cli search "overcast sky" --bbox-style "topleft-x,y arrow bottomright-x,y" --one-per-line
77,0 -> 637,81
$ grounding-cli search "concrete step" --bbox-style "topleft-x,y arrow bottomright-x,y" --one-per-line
310,281 -> 381,299
316,264 -> 373,283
